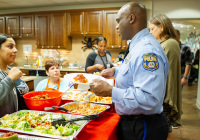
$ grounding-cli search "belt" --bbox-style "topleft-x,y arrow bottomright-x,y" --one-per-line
120,112 -> 163,120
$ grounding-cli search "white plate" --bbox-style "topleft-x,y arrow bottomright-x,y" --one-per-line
64,73 -> 113,85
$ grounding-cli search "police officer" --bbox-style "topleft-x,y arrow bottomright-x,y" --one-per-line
90,2 -> 169,140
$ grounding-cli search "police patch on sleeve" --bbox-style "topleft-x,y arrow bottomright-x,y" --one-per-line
143,53 -> 159,71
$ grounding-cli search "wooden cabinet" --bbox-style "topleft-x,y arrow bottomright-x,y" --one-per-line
20,15 -> 35,37
35,14 -> 50,48
6,16 -> 19,37
35,13 -> 71,49
69,11 -> 102,36
103,10 -> 128,49
0,16 -> 5,34
5,15 -> 34,37
50,13 -> 67,49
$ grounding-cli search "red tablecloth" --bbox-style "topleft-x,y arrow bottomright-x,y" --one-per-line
76,111 -> 120,140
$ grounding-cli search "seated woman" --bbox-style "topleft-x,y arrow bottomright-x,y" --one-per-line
0,34 -> 29,117
35,60 -> 73,91
85,37 -> 113,73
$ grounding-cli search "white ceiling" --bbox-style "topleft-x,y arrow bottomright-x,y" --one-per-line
0,0 -> 134,10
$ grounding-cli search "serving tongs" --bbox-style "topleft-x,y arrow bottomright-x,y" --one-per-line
51,114 -> 99,128
44,106 -> 68,112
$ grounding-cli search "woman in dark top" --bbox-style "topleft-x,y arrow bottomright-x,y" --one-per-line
85,37 -> 113,73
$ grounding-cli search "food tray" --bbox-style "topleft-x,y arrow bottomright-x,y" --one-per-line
60,101 -> 110,116
0,110 -> 89,140
84,94 -> 112,104
62,90 -> 94,100
0,132 -> 55,140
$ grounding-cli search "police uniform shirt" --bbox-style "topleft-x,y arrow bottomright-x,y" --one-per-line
112,28 -> 169,116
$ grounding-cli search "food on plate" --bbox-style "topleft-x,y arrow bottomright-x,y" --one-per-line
31,94 -> 52,99
73,74 -> 88,83
87,95 -> 112,103
0,111 -> 81,137
62,102 -> 108,115
62,91 -> 94,101
0,132 -> 18,140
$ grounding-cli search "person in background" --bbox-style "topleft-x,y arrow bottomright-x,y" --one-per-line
188,49 -> 199,85
85,37 -> 113,73
0,34 -> 29,117
35,60 -> 73,91
176,29 -> 193,86
90,2 -> 169,140
149,14 -> 182,131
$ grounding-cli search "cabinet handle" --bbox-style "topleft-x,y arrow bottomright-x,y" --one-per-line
11,34 -> 13,36
47,46 -> 49,48
27,34 -> 28,36
81,33 -> 83,34
86,32 -> 87,35
119,46 -> 121,48
123,46 -> 126,48
112,46 -> 114,48
58,46 -> 60,48
42,46 -> 44,48
52,46 -> 53,48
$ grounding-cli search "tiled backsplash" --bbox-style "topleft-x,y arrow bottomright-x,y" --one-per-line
13,37 -> 120,67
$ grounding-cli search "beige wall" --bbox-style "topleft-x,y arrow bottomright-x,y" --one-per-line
14,37 -> 121,67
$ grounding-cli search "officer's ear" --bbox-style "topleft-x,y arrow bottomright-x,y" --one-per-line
129,14 -> 135,24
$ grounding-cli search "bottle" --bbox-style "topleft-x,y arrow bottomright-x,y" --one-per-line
74,61 -> 77,67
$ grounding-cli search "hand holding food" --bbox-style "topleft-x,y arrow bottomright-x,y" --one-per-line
96,64 -> 105,71
8,67 -> 23,81
100,67 -> 115,78
90,79 -> 113,97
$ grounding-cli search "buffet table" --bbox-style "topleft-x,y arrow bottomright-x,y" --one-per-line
76,111 -> 120,140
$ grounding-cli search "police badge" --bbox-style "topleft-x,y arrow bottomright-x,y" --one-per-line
143,53 -> 159,71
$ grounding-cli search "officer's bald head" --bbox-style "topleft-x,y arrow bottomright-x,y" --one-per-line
116,2 -> 147,40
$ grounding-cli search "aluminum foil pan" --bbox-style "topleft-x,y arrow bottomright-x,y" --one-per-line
0,132 -> 55,140
0,110 -> 89,140
60,101 -> 110,116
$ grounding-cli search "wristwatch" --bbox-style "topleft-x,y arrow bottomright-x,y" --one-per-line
183,76 -> 188,79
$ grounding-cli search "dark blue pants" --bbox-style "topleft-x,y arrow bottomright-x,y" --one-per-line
117,112 -> 168,140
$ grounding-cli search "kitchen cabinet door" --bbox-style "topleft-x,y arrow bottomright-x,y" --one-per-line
103,10 -> 122,49
20,15 -> 34,37
50,13 -> 67,49
84,11 -> 102,35
0,17 -> 5,34
35,14 -> 50,49
5,16 -> 20,37
69,12 -> 84,35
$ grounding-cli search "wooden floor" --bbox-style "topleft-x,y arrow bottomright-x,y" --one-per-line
167,82 -> 200,140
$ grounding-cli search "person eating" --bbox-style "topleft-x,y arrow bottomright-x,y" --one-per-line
0,34 -> 29,117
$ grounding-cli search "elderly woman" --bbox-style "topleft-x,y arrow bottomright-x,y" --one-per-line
85,37 -> 113,73
35,60 -> 73,91
0,34 -> 29,117
149,14 -> 182,131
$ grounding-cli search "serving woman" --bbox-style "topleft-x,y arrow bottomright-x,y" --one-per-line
149,14 -> 182,132
35,60 -> 73,91
85,37 -> 113,73
0,34 -> 29,117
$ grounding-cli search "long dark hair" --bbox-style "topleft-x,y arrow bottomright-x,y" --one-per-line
0,34 -> 11,48
96,37 -> 107,45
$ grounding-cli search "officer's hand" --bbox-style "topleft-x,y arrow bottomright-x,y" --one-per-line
96,64 -> 105,70
181,77 -> 187,86
90,79 -> 113,97
8,67 -> 23,81
100,67 -> 115,78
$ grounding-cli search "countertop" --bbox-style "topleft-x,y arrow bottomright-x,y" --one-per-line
16,66 -> 85,72
20,76 -> 37,82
